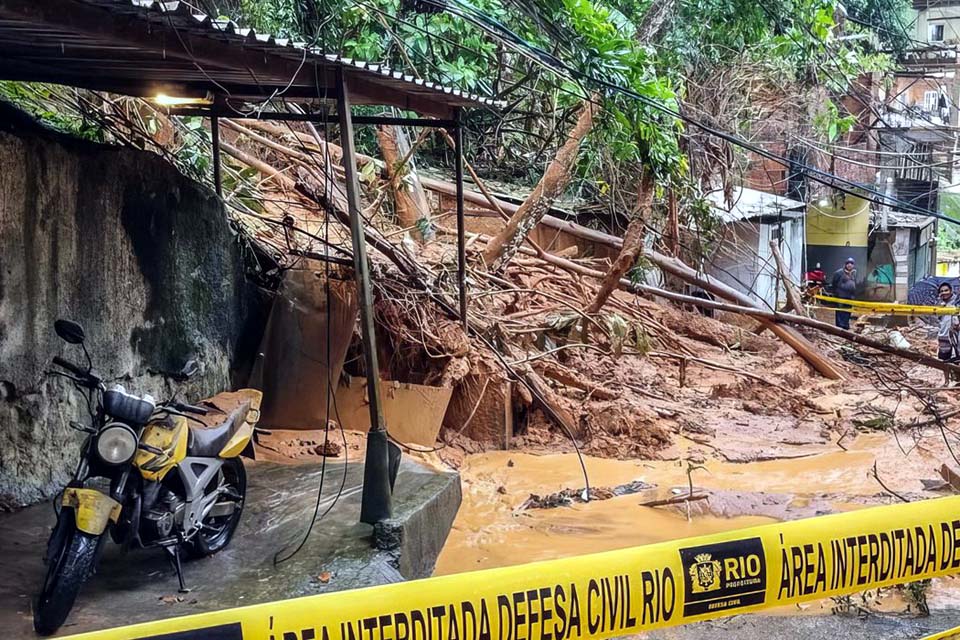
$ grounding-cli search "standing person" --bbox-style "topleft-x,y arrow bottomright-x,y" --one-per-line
937,282 -> 960,385
831,258 -> 857,330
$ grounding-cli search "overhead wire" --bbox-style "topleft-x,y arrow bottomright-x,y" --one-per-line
271,69 -> 356,561
755,1 -> 958,153
420,0 -> 960,228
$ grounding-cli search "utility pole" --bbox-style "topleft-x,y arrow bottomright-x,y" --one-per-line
335,69 -> 392,525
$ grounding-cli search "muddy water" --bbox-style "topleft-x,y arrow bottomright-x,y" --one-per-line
434,429 -> 960,613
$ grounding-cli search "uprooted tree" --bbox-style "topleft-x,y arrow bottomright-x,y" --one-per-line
482,97 -> 599,272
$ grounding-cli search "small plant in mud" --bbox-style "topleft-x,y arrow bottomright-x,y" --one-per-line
902,579 -> 931,615
830,591 -> 876,618
604,313 -> 629,356
632,324 -> 652,355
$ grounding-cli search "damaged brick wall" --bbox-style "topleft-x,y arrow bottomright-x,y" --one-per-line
0,103 -> 267,507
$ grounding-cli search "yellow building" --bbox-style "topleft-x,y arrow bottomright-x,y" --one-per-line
806,195 -> 870,274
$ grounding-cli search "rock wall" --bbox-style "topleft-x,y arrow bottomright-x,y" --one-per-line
0,104 -> 267,506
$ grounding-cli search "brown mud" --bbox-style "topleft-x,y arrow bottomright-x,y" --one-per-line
422,314 -> 960,623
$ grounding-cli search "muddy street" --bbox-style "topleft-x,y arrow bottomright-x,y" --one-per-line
430,351 -> 960,637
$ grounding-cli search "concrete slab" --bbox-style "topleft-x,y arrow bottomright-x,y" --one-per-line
0,458 -> 460,638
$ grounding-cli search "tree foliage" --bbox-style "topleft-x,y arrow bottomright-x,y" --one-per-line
844,0 -> 914,52
4,0 -> 900,233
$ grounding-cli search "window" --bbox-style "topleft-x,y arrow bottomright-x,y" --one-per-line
930,22 -> 945,42
924,90 -> 940,112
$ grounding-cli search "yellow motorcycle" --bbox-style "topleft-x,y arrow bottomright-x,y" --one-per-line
34,319 -> 261,635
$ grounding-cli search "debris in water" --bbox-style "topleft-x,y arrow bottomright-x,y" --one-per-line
519,479 -> 654,510
314,441 -> 342,457
639,493 -> 708,508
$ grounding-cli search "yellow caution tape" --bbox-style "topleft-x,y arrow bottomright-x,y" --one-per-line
62,496 -> 960,640
814,294 -> 960,316
924,626 -> 960,640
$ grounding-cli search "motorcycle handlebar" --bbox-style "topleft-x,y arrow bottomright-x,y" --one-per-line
51,356 -> 101,388
52,356 -> 86,377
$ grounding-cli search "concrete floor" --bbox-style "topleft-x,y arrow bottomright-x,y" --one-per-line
0,458 -> 460,638
5,457 -> 960,640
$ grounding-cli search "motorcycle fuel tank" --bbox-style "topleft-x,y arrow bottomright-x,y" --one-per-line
134,415 -> 188,482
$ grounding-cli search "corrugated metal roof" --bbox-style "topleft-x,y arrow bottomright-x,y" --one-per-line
876,211 -> 937,229
706,187 -> 805,224
0,0 -> 502,115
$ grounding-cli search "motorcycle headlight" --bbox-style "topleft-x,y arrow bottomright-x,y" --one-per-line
96,424 -> 138,465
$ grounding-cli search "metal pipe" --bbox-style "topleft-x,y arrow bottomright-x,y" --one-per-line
211,114 -> 222,197
454,109 -> 467,329
350,115 -> 457,128
335,69 -> 392,525
170,108 -> 456,129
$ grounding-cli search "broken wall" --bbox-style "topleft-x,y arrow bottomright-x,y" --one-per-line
0,104 -> 267,506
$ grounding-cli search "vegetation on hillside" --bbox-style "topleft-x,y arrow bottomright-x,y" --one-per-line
1,0 -> 912,250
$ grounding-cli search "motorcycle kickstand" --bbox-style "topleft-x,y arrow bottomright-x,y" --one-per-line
164,545 -> 191,593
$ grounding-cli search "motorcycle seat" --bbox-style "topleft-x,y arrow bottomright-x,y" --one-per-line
187,402 -> 250,457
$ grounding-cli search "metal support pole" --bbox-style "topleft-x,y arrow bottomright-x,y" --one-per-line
211,114 -> 222,197
453,110 -> 467,330
335,69 -> 392,524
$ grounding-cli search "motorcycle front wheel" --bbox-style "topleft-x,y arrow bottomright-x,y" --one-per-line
188,457 -> 246,558
34,514 -> 100,636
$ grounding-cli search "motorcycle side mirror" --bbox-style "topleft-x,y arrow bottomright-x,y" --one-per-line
177,360 -> 200,381
54,319 -> 85,345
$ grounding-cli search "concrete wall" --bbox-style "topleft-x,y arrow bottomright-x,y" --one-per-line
807,195 -> 871,282
0,104 -> 266,506
915,5 -> 960,45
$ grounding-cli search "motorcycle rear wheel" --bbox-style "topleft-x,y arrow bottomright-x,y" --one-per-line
34,515 -> 100,636
188,457 -> 246,558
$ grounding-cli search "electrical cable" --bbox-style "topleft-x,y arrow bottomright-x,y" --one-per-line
770,2 -> 960,149
423,0 -> 960,228
273,96 -> 340,566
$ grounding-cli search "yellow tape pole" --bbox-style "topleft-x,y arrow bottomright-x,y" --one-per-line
62,496 -> 960,640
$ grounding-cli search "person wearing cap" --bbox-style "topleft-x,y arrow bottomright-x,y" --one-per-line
830,258 -> 857,330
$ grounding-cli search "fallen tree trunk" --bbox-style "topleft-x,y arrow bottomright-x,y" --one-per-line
376,125 -> 430,232
585,175 -> 654,317
632,285 -> 960,375
645,252 -> 844,380
482,98 -> 598,271
533,360 -> 619,400
220,140 -> 297,191
770,241 -> 806,316
437,128 -> 546,257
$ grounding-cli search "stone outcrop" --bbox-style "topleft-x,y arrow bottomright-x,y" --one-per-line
0,103 -> 267,506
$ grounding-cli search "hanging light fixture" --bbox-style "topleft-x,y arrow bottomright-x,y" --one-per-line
152,91 -> 214,107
